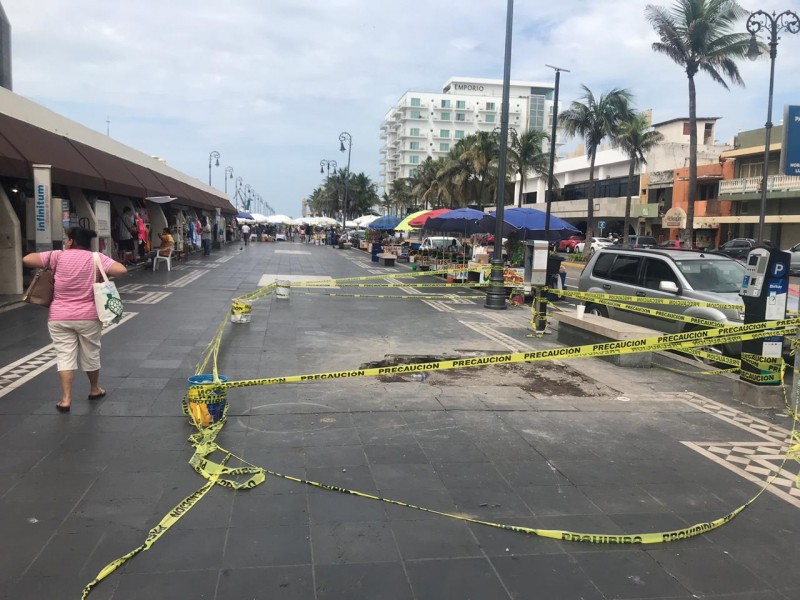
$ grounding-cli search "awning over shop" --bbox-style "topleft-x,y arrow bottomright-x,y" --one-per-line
0,113 -> 235,213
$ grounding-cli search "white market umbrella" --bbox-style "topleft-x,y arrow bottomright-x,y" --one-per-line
250,213 -> 269,223
312,217 -> 339,227
354,215 -> 380,227
266,214 -> 293,225
345,220 -> 359,228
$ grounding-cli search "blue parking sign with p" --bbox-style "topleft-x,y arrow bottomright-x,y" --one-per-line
771,261 -> 786,277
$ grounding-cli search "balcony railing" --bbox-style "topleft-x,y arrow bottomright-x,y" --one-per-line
720,175 -> 800,194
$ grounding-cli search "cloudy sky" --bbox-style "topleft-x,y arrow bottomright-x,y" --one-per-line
4,0 -> 799,217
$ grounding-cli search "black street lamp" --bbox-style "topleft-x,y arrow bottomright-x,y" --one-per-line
224,166 -> 234,194
339,132 -> 352,227
320,159 -> 337,175
244,184 -> 253,211
234,177 -> 243,211
208,150 -> 220,186
485,0 -> 514,311
544,64 -> 569,241
746,9 -> 800,243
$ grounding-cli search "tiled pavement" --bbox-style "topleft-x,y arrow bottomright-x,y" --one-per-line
0,241 -> 799,599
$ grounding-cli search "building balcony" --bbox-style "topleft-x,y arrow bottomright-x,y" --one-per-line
399,131 -> 428,139
719,174 -> 800,196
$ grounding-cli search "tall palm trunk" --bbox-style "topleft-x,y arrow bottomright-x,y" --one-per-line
586,152 -> 597,241
685,75 -> 697,245
624,160 -> 635,245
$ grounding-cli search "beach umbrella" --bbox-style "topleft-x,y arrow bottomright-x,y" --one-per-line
409,208 -> 451,228
367,215 -> 403,230
265,214 -> 294,225
235,212 -> 254,220
488,207 -> 580,241
424,208 -> 493,236
353,215 -> 380,227
395,210 -> 431,232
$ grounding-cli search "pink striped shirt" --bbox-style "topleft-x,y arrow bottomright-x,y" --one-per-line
39,250 -> 118,322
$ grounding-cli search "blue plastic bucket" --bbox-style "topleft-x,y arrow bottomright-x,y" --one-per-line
186,374 -> 228,426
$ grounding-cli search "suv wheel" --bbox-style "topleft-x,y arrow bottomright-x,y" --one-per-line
587,304 -> 608,318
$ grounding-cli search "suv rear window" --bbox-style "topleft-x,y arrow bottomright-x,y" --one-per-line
633,236 -> 656,247
592,253 -> 615,278
607,255 -> 642,284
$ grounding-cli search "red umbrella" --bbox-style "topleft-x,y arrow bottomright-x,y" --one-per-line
408,208 -> 451,228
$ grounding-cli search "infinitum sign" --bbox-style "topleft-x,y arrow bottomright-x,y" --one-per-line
781,105 -> 800,177
32,164 -> 52,251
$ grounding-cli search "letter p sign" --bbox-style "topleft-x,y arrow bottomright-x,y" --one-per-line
771,262 -> 786,277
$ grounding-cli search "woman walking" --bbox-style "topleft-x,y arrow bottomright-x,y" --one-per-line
22,227 -> 127,413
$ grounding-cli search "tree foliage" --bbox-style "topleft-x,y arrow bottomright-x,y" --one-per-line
645,0 -> 750,242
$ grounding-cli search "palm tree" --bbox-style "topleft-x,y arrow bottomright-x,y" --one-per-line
613,113 -> 664,245
559,85 -> 633,241
459,131 -> 500,209
508,129 -> 550,207
645,0 -> 750,244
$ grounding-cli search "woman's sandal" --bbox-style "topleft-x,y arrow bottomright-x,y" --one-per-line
56,404 -> 70,413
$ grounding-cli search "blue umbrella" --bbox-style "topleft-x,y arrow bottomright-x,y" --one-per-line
489,207 -> 579,241
367,215 -> 403,230
425,208 -> 498,236
235,211 -> 254,220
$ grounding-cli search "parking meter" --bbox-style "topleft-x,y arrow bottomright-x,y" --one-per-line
522,240 -> 548,293
739,246 -> 790,386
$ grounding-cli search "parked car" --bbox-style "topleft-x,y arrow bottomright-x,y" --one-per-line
576,237 -> 613,255
714,238 -> 758,261
558,235 -> 584,253
657,239 -> 696,251
611,235 -> 657,249
419,237 -> 462,252
578,247 -> 746,360
785,242 -> 800,275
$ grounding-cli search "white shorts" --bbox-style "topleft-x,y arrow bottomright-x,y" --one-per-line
48,320 -> 103,371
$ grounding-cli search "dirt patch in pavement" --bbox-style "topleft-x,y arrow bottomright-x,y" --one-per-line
361,354 -> 612,397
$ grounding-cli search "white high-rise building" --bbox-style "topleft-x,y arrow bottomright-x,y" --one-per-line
380,77 -> 555,190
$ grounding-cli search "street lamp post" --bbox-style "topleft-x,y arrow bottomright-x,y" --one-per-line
485,0 -> 514,311
746,9 -> 800,243
339,132 -> 352,227
224,167 -> 234,194
244,185 -> 253,212
208,151 -> 220,186
320,160 -> 339,221
543,64 -> 569,241
234,177 -> 243,211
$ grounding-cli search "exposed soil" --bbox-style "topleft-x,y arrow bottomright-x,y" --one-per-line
361,353 -> 612,397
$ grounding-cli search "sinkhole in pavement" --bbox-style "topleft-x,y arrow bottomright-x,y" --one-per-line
361,353 -> 612,396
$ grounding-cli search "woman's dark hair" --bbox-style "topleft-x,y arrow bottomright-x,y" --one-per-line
67,227 -> 97,249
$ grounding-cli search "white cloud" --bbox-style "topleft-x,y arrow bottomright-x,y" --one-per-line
3,0 -> 799,216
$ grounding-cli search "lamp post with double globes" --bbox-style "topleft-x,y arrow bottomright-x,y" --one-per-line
208,151 -> 220,186
746,9 -> 800,243
339,132 -> 352,227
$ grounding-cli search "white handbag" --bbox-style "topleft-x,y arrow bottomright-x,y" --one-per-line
93,253 -> 124,325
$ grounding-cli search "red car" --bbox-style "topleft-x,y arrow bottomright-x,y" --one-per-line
558,235 -> 584,253
657,240 -> 701,251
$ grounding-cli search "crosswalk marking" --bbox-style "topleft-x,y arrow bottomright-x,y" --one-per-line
0,313 -> 138,398
125,291 -> 172,305
165,270 -> 207,288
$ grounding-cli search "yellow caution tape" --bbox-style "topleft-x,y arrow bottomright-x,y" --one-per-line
81,467 -> 223,599
557,288 -> 742,310
184,319 -> 800,397
298,292 -> 487,300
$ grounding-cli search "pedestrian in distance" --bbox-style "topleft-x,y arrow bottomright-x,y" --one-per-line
201,217 -> 212,256
118,206 -> 136,263
241,223 -> 251,246
22,227 -> 127,413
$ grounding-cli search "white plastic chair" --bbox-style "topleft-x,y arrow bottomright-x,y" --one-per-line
153,247 -> 174,272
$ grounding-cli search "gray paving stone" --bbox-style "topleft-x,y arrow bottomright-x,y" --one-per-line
405,557 -> 510,600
